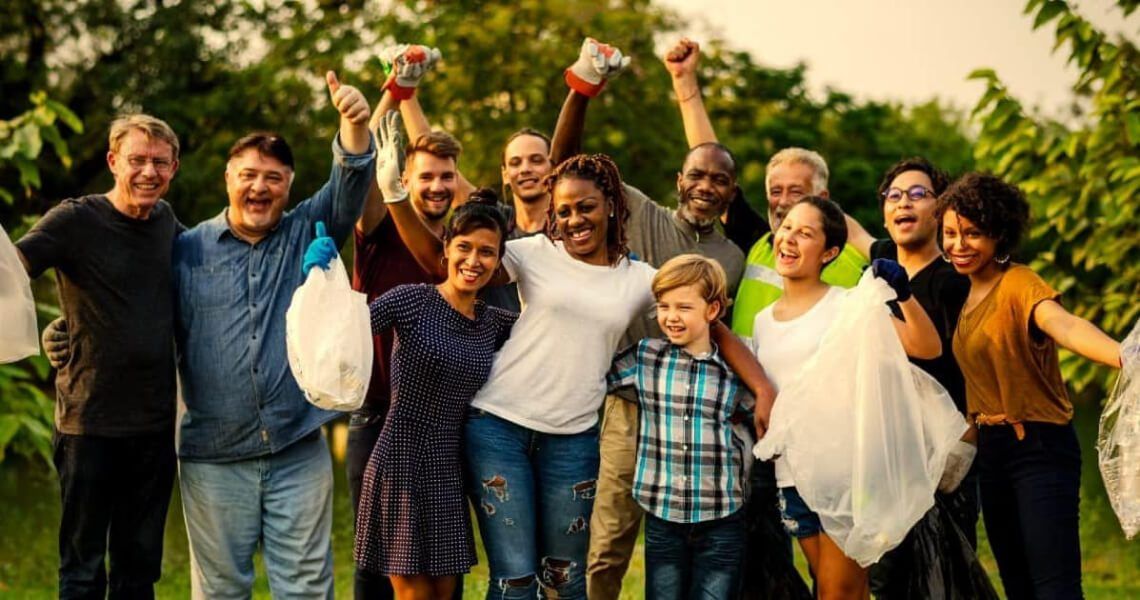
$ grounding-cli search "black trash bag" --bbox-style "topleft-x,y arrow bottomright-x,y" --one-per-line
738,464 -> 812,600
869,495 -> 998,600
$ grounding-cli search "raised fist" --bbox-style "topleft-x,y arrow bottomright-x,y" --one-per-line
381,44 -> 442,100
564,37 -> 632,97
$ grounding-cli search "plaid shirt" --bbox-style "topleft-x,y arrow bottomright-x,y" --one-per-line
607,337 -> 753,523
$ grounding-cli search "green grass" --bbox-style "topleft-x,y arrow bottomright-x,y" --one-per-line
0,406 -> 1136,598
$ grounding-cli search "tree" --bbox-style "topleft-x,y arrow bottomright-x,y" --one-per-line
969,0 -> 1140,393
0,94 -> 81,466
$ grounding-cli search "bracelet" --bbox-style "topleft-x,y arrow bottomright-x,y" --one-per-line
676,86 -> 701,103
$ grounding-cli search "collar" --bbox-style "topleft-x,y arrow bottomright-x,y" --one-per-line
667,339 -> 728,369
208,207 -> 282,243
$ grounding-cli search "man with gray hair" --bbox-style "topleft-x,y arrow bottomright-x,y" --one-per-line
728,147 -> 866,337
16,113 -> 182,598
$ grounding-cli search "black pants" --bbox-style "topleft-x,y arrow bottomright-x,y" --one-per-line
346,412 -> 466,600
54,430 -> 176,600
979,422 -> 1083,600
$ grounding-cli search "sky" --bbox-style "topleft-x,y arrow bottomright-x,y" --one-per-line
656,0 -> 1138,113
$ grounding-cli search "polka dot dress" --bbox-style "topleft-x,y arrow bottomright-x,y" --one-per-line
354,284 -> 516,577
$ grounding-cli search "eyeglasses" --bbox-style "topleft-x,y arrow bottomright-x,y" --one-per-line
125,155 -> 175,173
881,185 -> 935,203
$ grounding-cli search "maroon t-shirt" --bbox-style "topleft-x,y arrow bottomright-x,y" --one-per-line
352,216 -> 439,414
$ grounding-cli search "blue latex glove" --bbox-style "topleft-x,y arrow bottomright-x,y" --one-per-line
302,221 -> 338,276
872,258 -> 912,302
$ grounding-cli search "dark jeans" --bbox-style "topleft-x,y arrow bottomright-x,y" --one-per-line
645,511 -> 746,600
54,430 -> 176,600
979,422 -> 1083,600
347,411 -> 463,599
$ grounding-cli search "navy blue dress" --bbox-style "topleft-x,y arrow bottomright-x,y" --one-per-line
354,284 -> 516,576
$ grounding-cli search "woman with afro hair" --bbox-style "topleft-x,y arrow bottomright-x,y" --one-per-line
938,172 -> 1124,599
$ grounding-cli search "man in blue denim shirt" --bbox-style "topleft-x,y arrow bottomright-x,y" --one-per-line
172,72 -> 374,599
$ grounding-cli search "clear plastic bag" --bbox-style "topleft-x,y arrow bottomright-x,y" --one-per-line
754,271 -> 968,566
1097,318 -> 1140,539
285,255 -> 372,411
0,224 -> 38,363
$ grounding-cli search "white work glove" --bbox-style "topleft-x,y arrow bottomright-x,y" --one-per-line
937,440 -> 977,494
373,111 -> 408,204
380,44 -> 442,100
564,37 -> 632,97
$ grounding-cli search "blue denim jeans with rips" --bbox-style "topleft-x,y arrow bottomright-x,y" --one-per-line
464,408 -> 599,599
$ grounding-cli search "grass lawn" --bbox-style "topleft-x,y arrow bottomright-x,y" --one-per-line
1,406 -> 1136,598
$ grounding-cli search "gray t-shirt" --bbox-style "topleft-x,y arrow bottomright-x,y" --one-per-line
17,195 -> 177,436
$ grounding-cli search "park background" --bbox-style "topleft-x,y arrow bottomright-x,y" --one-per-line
1,0 -> 1138,597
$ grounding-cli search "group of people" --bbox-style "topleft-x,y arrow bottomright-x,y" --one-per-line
6,32 -> 1131,600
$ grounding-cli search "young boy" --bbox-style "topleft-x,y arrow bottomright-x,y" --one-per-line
607,254 -> 756,600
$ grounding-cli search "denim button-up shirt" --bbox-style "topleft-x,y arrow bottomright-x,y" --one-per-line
173,135 -> 375,462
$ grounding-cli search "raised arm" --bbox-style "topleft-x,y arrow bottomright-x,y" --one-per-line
373,110 -> 446,279
664,38 -> 717,147
551,37 -> 632,166
357,88 -> 401,235
327,71 -> 371,154
712,321 -> 776,437
1033,300 -> 1123,368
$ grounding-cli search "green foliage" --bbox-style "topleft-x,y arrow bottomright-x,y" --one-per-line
0,92 -> 82,205
0,360 -> 54,466
970,0 -> 1140,393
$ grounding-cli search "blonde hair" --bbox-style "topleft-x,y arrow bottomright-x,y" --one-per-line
108,114 -> 180,159
765,147 -> 828,195
651,254 -> 729,319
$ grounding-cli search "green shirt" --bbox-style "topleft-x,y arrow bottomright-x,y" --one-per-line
729,232 -> 867,337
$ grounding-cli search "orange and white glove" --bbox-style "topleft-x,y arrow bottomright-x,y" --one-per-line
564,37 -> 631,97
380,44 -> 442,100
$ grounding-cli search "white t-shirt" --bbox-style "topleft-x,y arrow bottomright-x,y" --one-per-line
470,235 -> 657,434
752,285 -> 846,487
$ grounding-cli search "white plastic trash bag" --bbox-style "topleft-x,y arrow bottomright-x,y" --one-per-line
286,255 -> 372,411
0,223 -> 38,363
1097,318 -> 1140,539
754,270 -> 968,566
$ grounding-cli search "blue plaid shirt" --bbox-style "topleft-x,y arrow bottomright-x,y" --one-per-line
607,337 -> 753,523
173,134 -> 374,461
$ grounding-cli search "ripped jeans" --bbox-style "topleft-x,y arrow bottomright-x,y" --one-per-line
464,408 -> 599,599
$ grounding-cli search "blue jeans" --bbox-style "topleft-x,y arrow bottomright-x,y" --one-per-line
464,409 -> 599,599
179,430 -> 334,600
978,422 -> 1083,600
645,511 -> 746,600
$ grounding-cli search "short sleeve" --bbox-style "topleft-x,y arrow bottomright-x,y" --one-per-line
369,284 -> 424,335
502,236 -> 547,283
607,341 -> 641,394
1003,266 -> 1060,336
16,200 -> 80,277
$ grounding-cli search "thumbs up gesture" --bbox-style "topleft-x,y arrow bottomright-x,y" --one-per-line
327,71 -> 370,126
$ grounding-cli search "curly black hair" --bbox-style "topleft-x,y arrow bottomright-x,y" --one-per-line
936,172 -> 1030,260
877,157 -> 950,209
